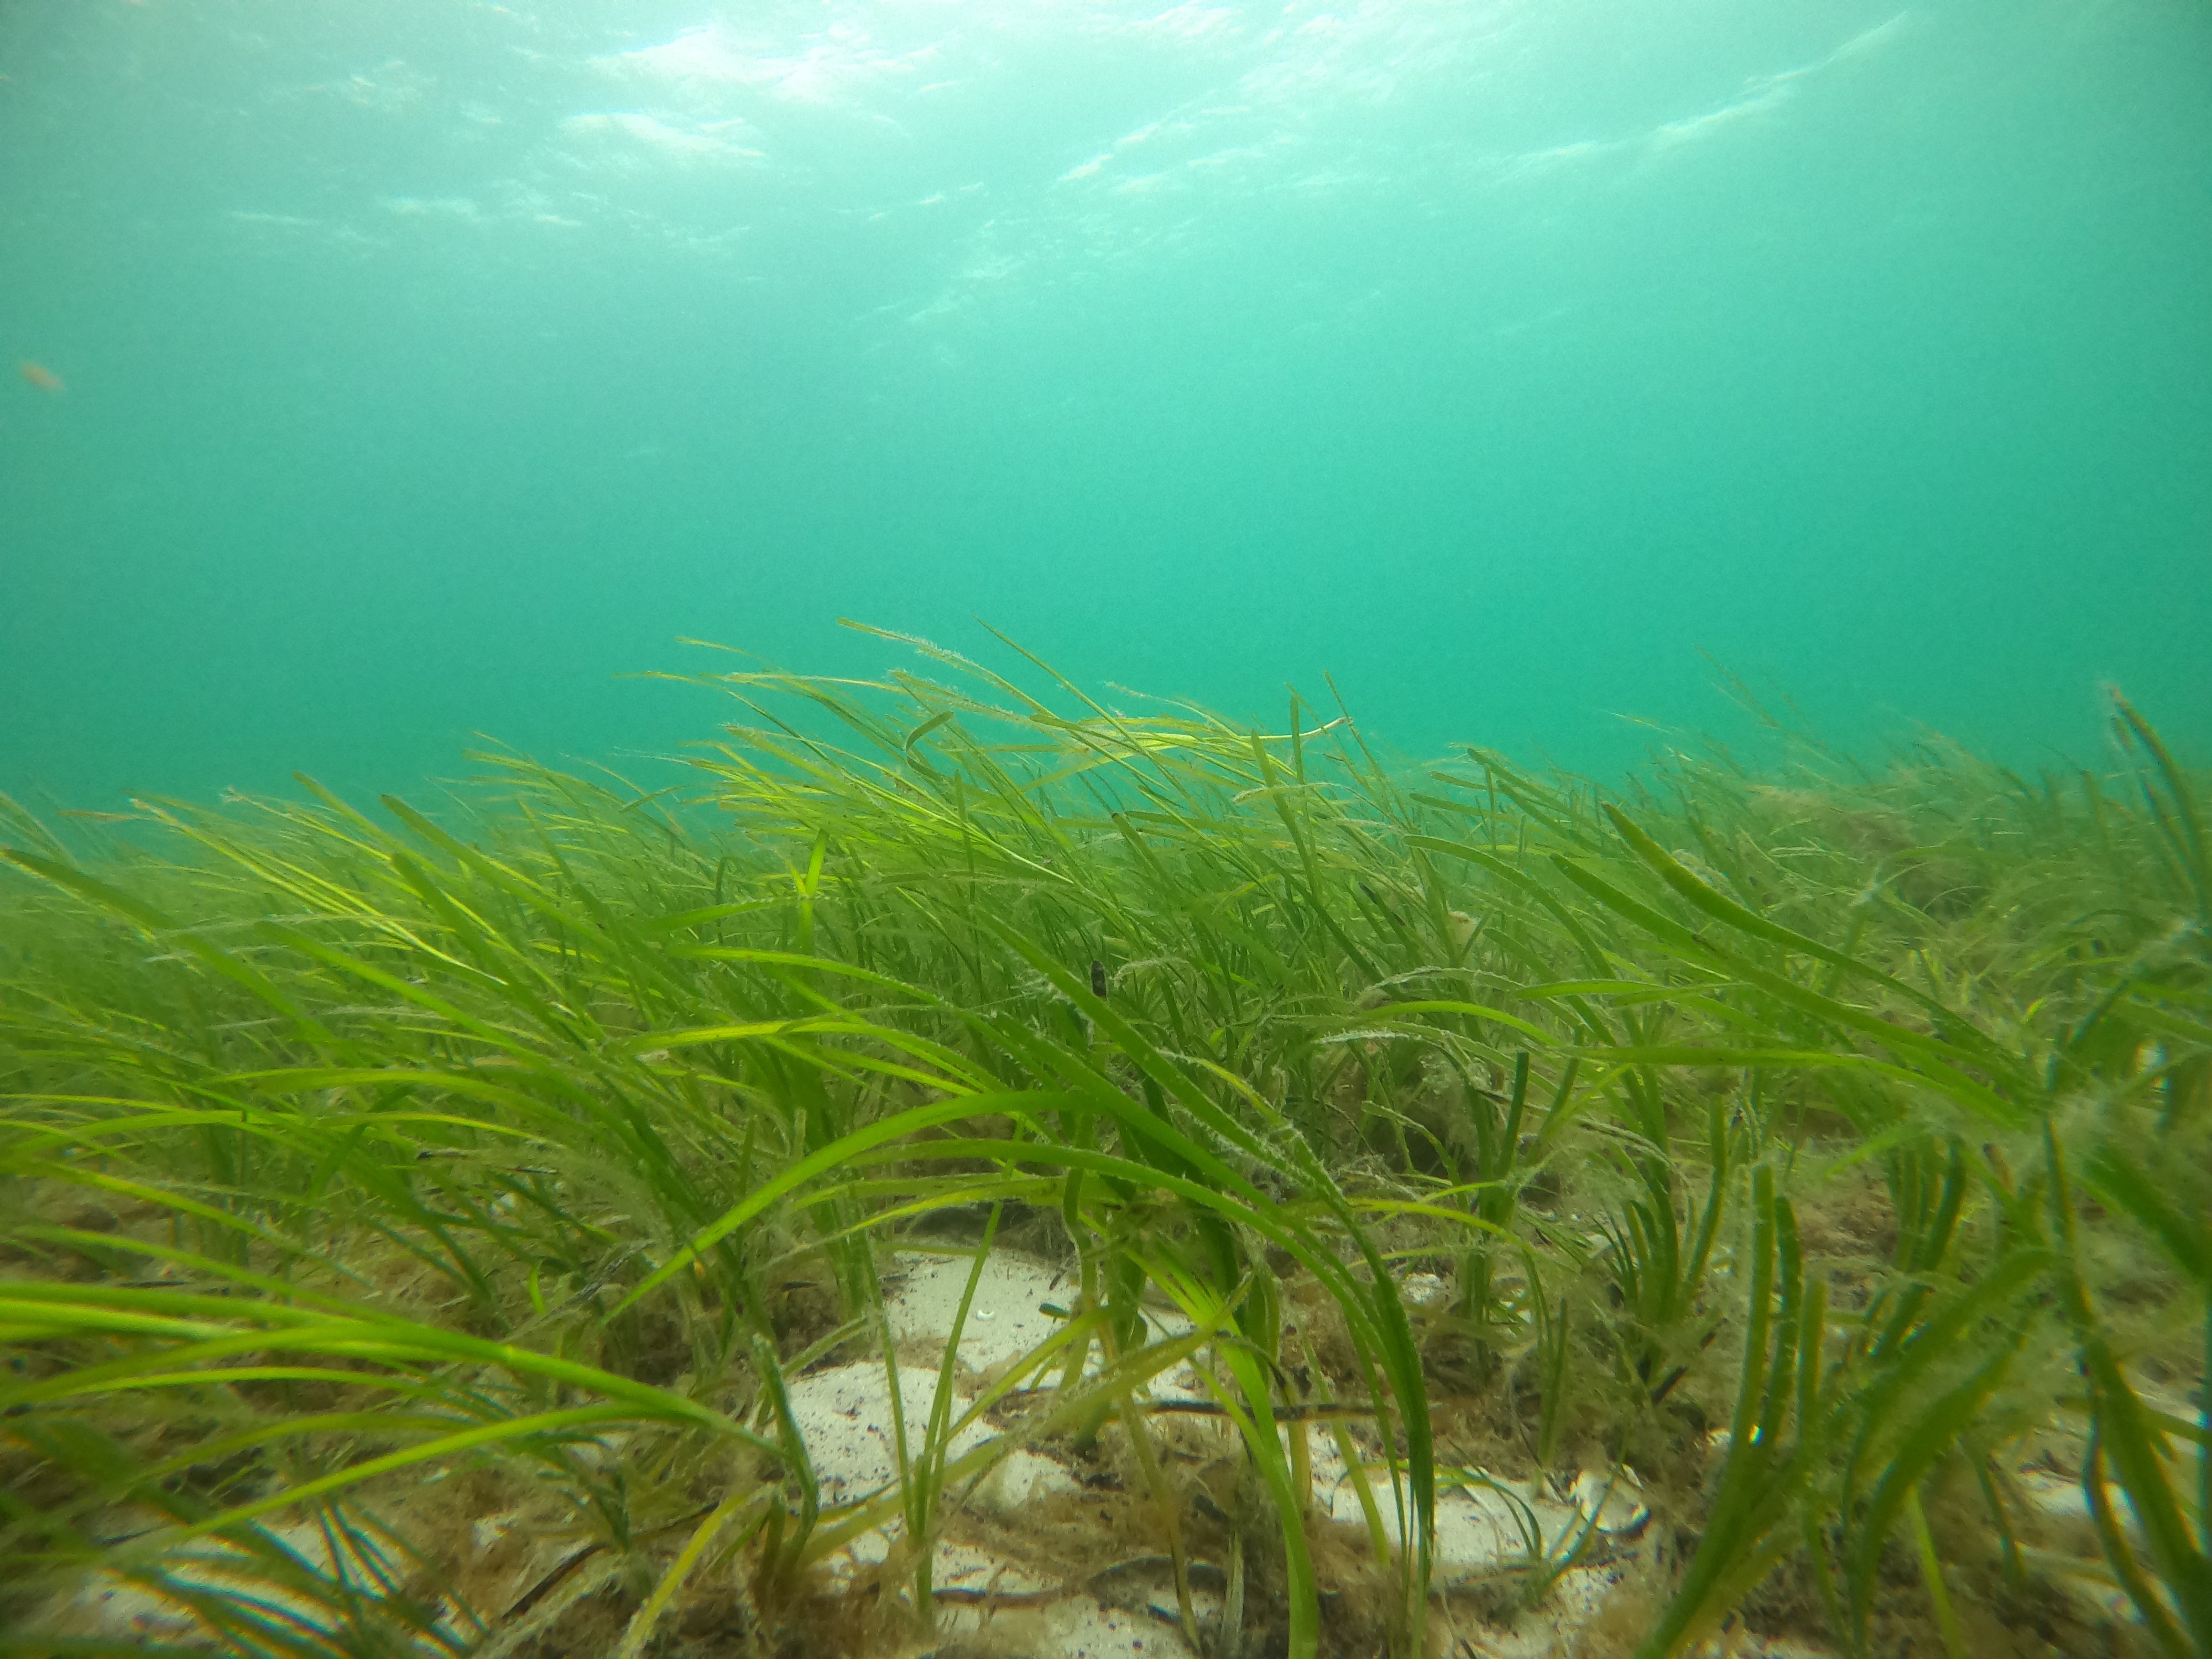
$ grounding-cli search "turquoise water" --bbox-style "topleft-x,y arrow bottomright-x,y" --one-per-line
2,0 -> 2207,807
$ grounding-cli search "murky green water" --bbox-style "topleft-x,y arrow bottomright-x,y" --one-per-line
2,0 -> 2206,806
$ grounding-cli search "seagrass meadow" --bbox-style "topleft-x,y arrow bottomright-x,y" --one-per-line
1,636 -> 2207,1659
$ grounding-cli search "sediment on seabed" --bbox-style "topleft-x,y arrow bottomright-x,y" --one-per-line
3,638 -> 2207,1659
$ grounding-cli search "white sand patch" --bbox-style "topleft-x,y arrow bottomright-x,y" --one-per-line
29,1517 -> 462,1647
973,1446 -> 1081,1511
1400,1270 -> 1451,1306
931,1539 -> 1055,1597
782,1360 -> 1088,1589
782,1361 -> 996,1510
886,1249 -> 1076,1371
1443,1563 -> 1633,1659
875,1248 -> 1650,1591
1568,1465 -> 1650,1536
1301,1433 -> 1599,1582
885,1249 -> 1201,1386
1142,1354 -> 1217,1409
2011,1468 -> 2147,1625
837,1529 -> 1057,1588
1047,1592 -> 1199,1659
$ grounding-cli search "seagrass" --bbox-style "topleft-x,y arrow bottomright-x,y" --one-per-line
0,631 -> 2204,1659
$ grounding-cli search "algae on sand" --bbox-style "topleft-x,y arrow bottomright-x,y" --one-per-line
1,637 -> 2206,1659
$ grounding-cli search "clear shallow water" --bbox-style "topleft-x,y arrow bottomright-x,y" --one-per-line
1,0 -> 2206,806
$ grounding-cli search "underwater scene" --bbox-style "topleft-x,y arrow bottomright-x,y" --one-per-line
3,2 -> 2210,1656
